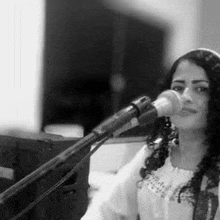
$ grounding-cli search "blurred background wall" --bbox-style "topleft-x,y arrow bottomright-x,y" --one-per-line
0,1 -> 44,135
0,0 -> 220,136
41,0 -> 166,136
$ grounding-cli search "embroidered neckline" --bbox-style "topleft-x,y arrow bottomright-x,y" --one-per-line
138,166 -> 194,204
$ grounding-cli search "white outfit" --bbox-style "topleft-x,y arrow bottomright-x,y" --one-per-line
81,145 -> 220,220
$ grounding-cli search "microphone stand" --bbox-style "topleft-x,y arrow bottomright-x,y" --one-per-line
0,96 -> 151,206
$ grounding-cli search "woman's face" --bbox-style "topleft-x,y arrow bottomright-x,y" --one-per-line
170,60 -> 210,131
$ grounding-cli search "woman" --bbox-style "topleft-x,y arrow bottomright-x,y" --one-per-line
81,48 -> 220,220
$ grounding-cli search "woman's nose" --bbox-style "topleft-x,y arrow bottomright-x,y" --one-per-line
181,88 -> 193,102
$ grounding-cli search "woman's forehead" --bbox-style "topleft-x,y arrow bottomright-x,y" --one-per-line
172,60 -> 209,82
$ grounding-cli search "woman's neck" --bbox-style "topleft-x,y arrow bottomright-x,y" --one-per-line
177,128 -> 207,152
170,128 -> 208,171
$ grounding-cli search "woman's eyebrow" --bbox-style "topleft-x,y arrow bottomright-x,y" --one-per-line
171,80 -> 184,83
171,79 -> 209,84
192,80 -> 209,84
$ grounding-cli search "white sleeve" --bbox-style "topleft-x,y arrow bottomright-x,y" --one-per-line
81,145 -> 152,220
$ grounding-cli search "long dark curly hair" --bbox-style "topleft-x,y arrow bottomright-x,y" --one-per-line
139,48 -> 220,204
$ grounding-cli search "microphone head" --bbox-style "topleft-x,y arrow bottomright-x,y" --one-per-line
153,90 -> 183,117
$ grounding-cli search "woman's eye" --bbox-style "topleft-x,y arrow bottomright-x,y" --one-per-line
171,86 -> 183,93
196,87 -> 209,93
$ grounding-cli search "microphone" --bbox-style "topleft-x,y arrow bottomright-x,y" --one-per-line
113,90 -> 183,136
140,89 -> 183,122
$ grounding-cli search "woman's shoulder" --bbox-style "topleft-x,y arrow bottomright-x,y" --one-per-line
116,139 -> 161,177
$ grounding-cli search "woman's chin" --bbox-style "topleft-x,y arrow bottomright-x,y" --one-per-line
171,116 -> 206,131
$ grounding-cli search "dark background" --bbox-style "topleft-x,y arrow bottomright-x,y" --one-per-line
41,0 -> 168,136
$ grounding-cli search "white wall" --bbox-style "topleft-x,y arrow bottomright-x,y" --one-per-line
0,1 -> 45,134
199,0 -> 220,53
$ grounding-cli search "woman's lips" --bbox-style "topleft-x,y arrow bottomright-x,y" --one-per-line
178,108 -> 197,116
